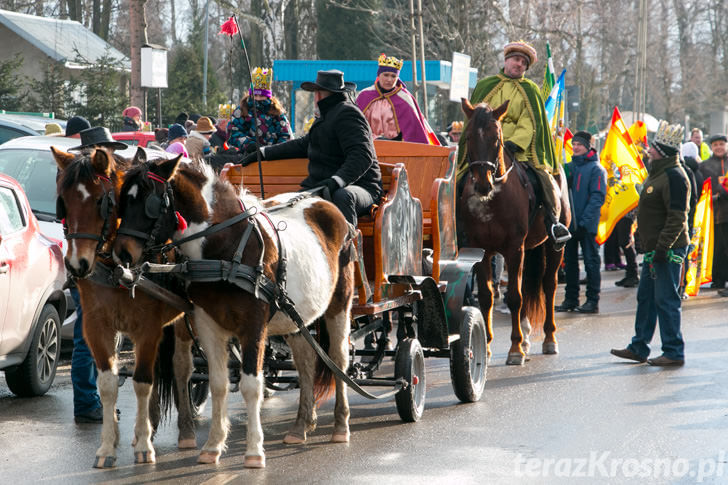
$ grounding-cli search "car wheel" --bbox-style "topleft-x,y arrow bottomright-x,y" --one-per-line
5,304 -> 61,397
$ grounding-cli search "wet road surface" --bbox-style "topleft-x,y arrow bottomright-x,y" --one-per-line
1,270 -> 727,484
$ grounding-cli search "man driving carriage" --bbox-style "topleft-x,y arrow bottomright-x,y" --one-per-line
241,69 -> 383,226
457,41 -> 571,249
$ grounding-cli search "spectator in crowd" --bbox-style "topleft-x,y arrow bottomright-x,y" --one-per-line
65,116 -> 91,139
44,122 -> 62,136
556,131 -> 607,313
121,106 -> 143,132
228,67 -> 292,152
209,117 -> 229,153
446,121 -> 463,145
166,141 -> 189,158
186,116 -> 215,161
612,210 -> 639,288
167,123 -> 188,147
611,121 -> 690,366
356,53 -> 439,144
690,128 -> 711,161
698,134 -> 728,294
175,112 -> 189,126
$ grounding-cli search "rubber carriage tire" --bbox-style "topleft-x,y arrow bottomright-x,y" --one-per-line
394,337 -> 426,422
5,304 -> 61,397
189,345 -> 209,417
449,306 -> 487,403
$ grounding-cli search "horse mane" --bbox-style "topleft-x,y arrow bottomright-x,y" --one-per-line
468,103 -> 507,177
59,150 -> 129,192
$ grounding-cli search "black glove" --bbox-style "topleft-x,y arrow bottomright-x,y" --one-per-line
316,178 -> 341,201
240,150 -> 262,167
504,140 -> 523,154
653,247 -> 668,263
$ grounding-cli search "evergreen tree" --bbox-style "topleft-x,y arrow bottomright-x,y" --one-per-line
163,44 -> 225,125
25,62 -> 77,118
316,0 -> 380,59
71,50 -> 127,128
0,54 -> 24,111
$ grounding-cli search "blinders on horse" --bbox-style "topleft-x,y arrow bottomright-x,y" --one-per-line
117,170 -> 178,252
57,174 -> 116,253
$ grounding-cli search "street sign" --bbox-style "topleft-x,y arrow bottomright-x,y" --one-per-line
449,52 -> 471,102
141,45 -> 168,88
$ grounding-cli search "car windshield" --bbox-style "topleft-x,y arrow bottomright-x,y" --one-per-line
0,148 -> 58,217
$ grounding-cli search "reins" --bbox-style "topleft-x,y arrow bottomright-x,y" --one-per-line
60,172 -> 116,257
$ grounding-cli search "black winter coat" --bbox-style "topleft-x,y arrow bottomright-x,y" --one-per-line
263,93 -> 382,200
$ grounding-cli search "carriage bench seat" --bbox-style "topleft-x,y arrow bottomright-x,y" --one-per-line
219,140 -> 457,303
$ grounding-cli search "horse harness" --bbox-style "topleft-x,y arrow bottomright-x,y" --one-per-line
120,173 -> 399,400
56,173 -> 116,255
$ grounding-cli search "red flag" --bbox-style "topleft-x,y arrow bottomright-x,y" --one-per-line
220,17 -> 238,36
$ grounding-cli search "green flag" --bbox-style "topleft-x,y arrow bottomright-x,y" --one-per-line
542,42 -> 556,99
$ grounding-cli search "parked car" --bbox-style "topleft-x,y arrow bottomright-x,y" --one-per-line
0,135 -> 171,341
0,173 -> 66,396
0,114 -> 66,144
111,131 -> 157,148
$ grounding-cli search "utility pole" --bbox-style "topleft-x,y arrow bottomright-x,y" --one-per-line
202,0 -> 210,107
417,0 -> 428,119
409,0 -> 419,103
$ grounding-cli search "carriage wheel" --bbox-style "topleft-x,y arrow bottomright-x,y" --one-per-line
449,306 -> 488,402
394,338 -> 426,422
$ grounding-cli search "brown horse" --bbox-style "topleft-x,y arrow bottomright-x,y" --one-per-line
53,147 -> 199,468
458,99 -> 570,365
112,157 -> 355,468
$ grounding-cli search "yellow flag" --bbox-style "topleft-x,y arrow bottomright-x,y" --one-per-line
596,107 -> 649,244
685,179 -> 714,296
628,121 -> 648,149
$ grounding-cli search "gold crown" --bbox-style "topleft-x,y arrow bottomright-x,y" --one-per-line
653,120 -> 684,151
251,67 -> 273,90
218,103 -> 234,119
378,53 -> 403,70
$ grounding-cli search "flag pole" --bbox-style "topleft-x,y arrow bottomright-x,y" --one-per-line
231,16 -> 265,199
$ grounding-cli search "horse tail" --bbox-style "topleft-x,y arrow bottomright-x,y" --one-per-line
154,324 -> 177,422
522,245 -> 546,332
313,316 -> 336,404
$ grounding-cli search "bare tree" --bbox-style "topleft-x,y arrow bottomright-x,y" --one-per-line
129,0 -> 148,108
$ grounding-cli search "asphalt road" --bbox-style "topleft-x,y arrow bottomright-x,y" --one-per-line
1,269 -> 727,484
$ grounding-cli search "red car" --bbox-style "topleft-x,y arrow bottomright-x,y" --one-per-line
111,131 -> 157,148
0,174 -> 66,396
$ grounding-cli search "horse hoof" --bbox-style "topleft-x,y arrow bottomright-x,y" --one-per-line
543,341 -> 559,354
198,451 -> 221,464
244,455 -> 266,468
134,450 -> 156,464
283,433 -> 306,445
93,455 -> 116,469
178,438 -> 197,449
506,353 -> 525,366
330,432 -> 350,443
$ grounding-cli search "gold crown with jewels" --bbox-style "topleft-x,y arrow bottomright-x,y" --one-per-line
378,53 -> 403,70
653,120 -> 684,151
251,67 -> 273,90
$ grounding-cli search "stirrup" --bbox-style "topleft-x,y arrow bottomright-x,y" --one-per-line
550,222 -> 571,245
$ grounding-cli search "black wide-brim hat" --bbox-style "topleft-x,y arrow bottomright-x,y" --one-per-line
301,70 -> 356,93
70,126 -> 128,151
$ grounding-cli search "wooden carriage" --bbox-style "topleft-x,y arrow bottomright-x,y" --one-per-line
220,140 -> 487,420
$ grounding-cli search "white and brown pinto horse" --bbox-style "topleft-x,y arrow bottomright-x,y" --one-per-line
53,147 -> 199,468
113,157 -> 355,468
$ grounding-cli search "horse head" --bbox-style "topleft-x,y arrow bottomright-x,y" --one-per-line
461,99 -> 510,196
52,147 -> 144,278
114,154 -> 211,267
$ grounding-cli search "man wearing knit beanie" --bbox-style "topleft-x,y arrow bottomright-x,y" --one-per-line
65,116 -> 91,137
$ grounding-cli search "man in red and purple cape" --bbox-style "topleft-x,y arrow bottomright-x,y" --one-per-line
356,53 -> 440,145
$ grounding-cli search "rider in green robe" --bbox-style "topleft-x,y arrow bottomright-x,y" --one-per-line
458,41 -> 571,248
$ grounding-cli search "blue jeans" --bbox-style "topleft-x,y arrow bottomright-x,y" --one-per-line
564,230 -> 601,303
331,185 -> 375,226
628,246 -> 687,360
70,287 -> 101,415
